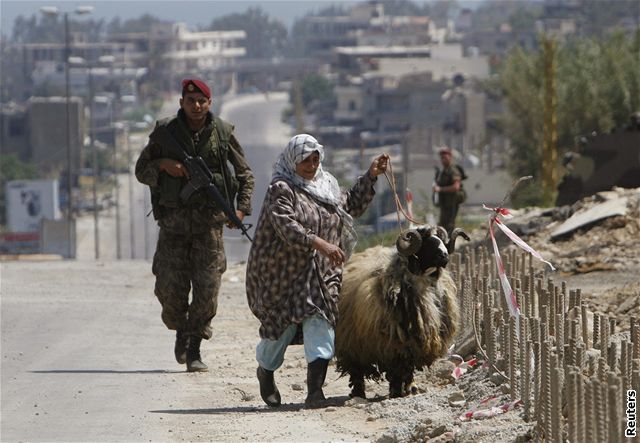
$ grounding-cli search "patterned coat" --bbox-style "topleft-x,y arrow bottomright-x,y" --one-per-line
246,171 -> 377,341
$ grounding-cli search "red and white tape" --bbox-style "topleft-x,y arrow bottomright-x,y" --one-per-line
483,205 -> 555,331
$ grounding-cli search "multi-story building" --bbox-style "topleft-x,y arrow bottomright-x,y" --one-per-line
0,102 -> 29,161
295,1 -> 385,59
148,22 -> 246,91
4,21 -> 246,100
26,97 -> 85,175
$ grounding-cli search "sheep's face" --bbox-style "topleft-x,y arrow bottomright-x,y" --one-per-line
397,227 -> 449,276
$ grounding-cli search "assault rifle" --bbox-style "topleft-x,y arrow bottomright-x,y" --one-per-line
149,126 -> 253,242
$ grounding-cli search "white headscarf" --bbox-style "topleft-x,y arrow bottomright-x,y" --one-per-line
273,134 -> 357,258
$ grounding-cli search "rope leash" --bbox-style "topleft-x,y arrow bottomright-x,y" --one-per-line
382,158 -> 422,233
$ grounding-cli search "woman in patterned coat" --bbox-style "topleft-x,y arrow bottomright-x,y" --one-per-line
246,134 -> 389,407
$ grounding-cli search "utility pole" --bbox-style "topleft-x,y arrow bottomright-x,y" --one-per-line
293,77 -> 304,133
88,65 -> 100,259
542,37 -> 558,206
126,124 -> 135,259
64,12 -> 74,258
114,141 -> 121,260
40,5 -> 93,258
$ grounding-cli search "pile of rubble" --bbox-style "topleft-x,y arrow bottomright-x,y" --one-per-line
464,186 -> 640,328
504,186 -> 640,275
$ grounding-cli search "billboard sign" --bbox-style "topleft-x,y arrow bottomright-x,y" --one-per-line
6,180 -> 60,232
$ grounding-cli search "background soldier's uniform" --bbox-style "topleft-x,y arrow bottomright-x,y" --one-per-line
436,164 -> 462,235
136,110 -> 254,343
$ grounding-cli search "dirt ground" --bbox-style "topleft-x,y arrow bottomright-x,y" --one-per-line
2,187 -> 638,442
1,258 -> 529,443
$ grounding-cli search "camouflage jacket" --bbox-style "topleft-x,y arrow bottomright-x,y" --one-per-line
436,164 -> 463,206
135,110 -> 255,234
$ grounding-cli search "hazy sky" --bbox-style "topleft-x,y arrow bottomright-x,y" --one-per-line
0,0 -> 370,36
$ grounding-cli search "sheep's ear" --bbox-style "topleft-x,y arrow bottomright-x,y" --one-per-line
417,225 -> 430,236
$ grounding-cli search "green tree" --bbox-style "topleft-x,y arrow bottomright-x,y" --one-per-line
11,14 -> 105,43
497,31 -> 640,207
207,7 -> 287,59
313,4 -> 348,17
106,14 -> 165,35
579,0 -> 640,36
470,0 -> 541,32
290,74 -> 334,108
0,154 -> 38,225
378,0 -> 424,16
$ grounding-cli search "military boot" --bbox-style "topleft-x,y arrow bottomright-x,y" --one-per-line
174,330 -> 188,364
256,366 -> 281,407
305,358 -> 329,407
186,337 -> 208,372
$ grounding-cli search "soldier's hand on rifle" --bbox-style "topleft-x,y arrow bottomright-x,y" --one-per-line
159,159 -> 190,178
226,210 -> 245,229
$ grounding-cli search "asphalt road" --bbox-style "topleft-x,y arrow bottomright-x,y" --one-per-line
216,91 -> 292,263
0,259 -> 386,442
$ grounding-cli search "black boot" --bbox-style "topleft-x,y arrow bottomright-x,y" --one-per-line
257,366 -> 281,407
186,337 -> 208,372
174,330 -> 188,364
305,358 -> 329,407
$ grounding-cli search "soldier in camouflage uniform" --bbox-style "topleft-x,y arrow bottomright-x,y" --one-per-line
135,79 -> 255,372
433,146 -> 463,235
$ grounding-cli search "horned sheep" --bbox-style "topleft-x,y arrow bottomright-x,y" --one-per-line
335,226 -> 469,398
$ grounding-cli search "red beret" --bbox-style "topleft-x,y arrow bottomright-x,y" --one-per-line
181,79 -> 211,99
438,146 -> 452,155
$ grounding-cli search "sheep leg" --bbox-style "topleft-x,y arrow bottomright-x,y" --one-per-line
386,371 -> 403,398
402,371 -> 418,396
348,372 -> 366,399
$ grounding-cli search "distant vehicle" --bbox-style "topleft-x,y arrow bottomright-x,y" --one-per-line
557,115 -> 640,206
75,200 -> 104,213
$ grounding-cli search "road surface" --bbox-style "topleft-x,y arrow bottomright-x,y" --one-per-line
1,258 -> 398,442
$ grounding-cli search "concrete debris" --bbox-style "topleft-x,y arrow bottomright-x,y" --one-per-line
492,187 -> 640,275
550,196 -> 629,240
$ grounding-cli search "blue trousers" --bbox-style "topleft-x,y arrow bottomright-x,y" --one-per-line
256,315 -> 335,371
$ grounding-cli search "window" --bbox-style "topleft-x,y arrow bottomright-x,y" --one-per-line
8,117 -> 25,137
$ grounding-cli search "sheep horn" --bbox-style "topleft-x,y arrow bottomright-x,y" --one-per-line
435,226 -> 449,245
396,230 -> 422,256
447,228 -> 471,254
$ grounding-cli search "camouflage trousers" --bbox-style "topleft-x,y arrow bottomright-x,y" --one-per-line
152,227 -> 226,340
